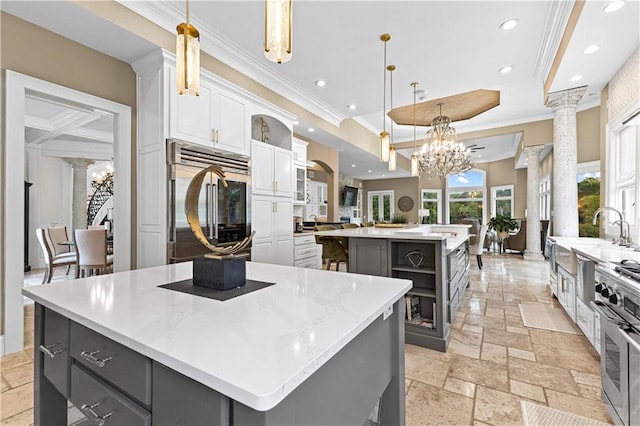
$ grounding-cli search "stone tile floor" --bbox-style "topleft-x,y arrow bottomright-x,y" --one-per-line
1,254 -> 612,425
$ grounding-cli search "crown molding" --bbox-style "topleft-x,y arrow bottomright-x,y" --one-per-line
117,0 -> 344,127
534,0 -> 575,80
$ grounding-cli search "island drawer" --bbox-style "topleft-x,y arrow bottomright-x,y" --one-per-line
41,308 -> 70,398
70,365 -> 150,426
295,244 -> 318,260
70,322 -> 152,407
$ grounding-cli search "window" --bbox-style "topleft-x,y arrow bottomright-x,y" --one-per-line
577,161 -> 600,237
540,175 -> 551,220
446,169 -> 486,224
420,189 -> 442,224
608,123 -> 638,237
352,186 -> 363,219
491,185 -> 514,218
368,190 -> 394,222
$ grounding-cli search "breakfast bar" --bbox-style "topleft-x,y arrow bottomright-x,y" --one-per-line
24,262 -> 411,425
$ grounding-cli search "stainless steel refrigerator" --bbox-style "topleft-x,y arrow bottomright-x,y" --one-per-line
167,140 -> 251,263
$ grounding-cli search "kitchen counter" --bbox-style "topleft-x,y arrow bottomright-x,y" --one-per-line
315,224 -> 470,252
24,262 -> 411,424
550,236 -> 640,264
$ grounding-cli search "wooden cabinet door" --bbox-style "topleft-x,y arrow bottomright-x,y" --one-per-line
169,67 -> 212,146
251,141 -> 275,196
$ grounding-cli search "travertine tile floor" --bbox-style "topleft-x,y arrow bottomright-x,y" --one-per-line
1,254 -> 612,425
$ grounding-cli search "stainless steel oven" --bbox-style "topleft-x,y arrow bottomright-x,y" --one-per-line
592,265 -> 640,426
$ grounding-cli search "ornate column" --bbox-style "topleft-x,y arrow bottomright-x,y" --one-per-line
545,86 -> 586,237
524,145 -> 545,261
64,158 -> 94,235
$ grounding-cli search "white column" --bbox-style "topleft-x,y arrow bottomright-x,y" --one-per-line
523,145 -> 545,261
545,86 -> 586,237
64,158 -> 94,235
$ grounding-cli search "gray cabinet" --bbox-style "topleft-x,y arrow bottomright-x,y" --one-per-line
152,363 -> 229,426
41,308 -> 70,398
349,238 -> 388,277
348,237 -> 469,352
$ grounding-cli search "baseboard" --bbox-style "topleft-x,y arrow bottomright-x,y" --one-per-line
0,335 -> 5,357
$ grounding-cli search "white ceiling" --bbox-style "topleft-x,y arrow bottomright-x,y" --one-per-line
3,0 -> 638,180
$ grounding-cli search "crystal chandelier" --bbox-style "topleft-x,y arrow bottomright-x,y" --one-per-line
418,104 -> 472,179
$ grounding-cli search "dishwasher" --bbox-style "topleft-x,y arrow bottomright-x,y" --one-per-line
575,253 -> 596,346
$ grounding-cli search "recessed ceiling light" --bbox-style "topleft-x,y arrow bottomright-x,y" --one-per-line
308,128 -> 315,132
347,104 -> 356,110
351,164 -> 356,167
499,19 -> 519,30
367,170 -> 372,173
315,80 -> 326,87
604,1 -> 625,13
477,154 -> 482,158
570,75 -> 583,82
381,174 -> 385,177
499,66 -> 513,74
584,45 -> 600,54
293,120 -> 299,125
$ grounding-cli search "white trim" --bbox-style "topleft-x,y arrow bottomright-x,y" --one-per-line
534,0 -> 574,80
445,169 -> 487,224
420,189 -> 443,224
119,1 -> 343,127
4,71 -> 132,355
577,160 -> 600,174
491,184 -> 515,218
0,335 -> 5,357
367,190 -> 395,222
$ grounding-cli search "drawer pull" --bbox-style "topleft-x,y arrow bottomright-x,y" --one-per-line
80,402 -> 114,426
39,343 -> 64,359
80,350 -> 113,368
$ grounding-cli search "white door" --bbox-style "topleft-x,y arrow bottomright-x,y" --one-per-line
252,239 -> 273,264
274,238 -> 293,265
274,200 -> 293,238
251,141 -> 275,196
273,147 -> 293,198
368,190 -> 394,222
251,196 -> 275,241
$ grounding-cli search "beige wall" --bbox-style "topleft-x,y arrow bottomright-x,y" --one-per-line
577,106 -> 601,163
303,139 -> 340,221
362,178 -> 420,223
0,12 -> 138,333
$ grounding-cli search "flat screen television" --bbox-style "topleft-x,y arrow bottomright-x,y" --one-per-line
341,186 -> 358,207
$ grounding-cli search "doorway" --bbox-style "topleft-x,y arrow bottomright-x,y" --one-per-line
3,71 -> 132,355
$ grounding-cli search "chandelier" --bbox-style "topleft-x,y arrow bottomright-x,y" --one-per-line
417,104 -> 472,179
265,0 -> 293,63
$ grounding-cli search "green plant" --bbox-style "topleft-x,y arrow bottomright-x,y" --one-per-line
487,215 -> 517,233
391,213 -> 408,224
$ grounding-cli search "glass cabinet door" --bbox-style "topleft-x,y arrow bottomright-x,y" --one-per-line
295,167 -> 305,202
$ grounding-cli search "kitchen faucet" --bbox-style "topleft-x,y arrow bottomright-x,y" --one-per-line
612,219 -> 632,247
592,207 -> 625,245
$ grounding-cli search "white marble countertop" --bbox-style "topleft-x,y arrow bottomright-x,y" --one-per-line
23,262 -> 411,411
550,236 -> 640,263
314,224 -> 470,250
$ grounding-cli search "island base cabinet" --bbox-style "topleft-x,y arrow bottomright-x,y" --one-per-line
348,238 -> 388,277
41,308 -> 70,398
70,365 -> 151,426
233,301 -> 404,426
152,363 -> 230,426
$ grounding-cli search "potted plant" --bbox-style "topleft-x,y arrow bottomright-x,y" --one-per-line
488,215 -> 518,239
392,214 -> 408,224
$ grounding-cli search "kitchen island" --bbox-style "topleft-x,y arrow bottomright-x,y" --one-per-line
315,225 -> 471,352
24,262 -> 411,425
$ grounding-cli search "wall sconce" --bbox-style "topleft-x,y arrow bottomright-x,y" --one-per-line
265,0 -> 293,63
176,0 -> 200,96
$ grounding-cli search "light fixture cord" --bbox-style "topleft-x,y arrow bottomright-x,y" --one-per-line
382,39 -> 387,133
389,66 -> 394,144
413,83 -> 417,153
183,0 -> 189,90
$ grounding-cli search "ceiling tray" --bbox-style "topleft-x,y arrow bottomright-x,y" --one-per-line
388,89 -> 500,126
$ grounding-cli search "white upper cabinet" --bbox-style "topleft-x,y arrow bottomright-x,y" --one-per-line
212,89 -> 248,156
169,67 -> 213,146
251,140 -> 293,198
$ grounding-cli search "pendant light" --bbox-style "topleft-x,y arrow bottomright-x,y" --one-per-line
379,34 -> 391,162
265,0 -> 293,63
388,64 -> 397,171
410,82 -> 420,177
176,0 -> 200,96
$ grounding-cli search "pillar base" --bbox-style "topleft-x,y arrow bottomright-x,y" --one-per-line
523,251 -> 545,262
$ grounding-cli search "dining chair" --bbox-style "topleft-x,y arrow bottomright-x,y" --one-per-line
314,225 -> 349,271
35,228 -> 76,284
47,226 -> 71,255
74,229 -> 113,278
469,225 -> 488,269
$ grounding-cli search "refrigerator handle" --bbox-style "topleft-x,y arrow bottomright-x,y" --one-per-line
205,183 -> 212,240
212,184 -> 218,241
